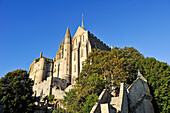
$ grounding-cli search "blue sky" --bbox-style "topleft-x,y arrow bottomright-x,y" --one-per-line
0,0 -> 170,78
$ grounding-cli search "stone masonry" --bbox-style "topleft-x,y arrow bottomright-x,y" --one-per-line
29,17 -> 110,99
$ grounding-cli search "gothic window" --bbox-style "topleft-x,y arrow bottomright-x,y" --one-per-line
74,52 -> 76,61
74,65 -> 76,72
82,35 -> 84,42
81,49 -> 83,58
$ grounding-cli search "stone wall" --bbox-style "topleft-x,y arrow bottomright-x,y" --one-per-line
33,76 -> 52,97
52,77 -> 67,90
90,89 -> 111,113
71,27 -> 88,84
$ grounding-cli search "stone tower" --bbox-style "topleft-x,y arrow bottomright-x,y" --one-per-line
29,16 -> 111,98
63,26 -> 72,84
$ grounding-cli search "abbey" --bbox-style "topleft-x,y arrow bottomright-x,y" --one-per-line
29,18 -> 110,98
29,17 -> 154,113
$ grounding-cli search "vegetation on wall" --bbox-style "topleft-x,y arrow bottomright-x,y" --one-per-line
61,47 -> 169,113
0,69 -> 35,113
48,93 -> 55,102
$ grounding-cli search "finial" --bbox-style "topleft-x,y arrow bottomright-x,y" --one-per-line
82,14 -> 84,29
138,69 -> 141,76
40,52 -> 43,58
137,69 -> 147,82
138,70 -> 142,77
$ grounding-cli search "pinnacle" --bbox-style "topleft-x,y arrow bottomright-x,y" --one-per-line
65,26 -> 71,36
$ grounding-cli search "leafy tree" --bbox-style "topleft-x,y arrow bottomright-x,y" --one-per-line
52,107 -> 68,113
0,69 -> 35,113
62,47 -> 143,112
81,94 -> 98,113
61,47 -> 169,113
138,57 -> 170,113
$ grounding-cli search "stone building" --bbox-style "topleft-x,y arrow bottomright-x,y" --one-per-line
90,71 -> 154,113
29,16 -> 155,113
29,16 -> 110,99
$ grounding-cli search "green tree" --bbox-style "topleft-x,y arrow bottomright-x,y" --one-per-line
61,47 -> 169,113
0,69 -> 35,113
62,47 -> 142,112
139,57 -> 170,113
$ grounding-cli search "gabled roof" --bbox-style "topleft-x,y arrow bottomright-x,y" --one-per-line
73,26 -> 86,39
127,71 -> 147,90
137,70 -> 147,82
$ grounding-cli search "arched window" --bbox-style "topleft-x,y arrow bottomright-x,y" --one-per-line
81,49 -> 83,58
82,35 -> 84,42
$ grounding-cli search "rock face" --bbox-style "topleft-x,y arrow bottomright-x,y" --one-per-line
29,23 -> 110,100
90,72 -> 154,113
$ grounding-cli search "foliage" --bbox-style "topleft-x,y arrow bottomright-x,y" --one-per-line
138,57 -> 170,113
62,47 -> 142,112
61,47 -> 169,113
0,69 -> 35,113
81,94 -> 99,113
52,107 -> 68,113
61,73 -> 104,113
48,93 -> 55,102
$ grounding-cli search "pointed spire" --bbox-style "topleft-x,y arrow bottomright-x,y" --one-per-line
82,14 -> 84,29
65,26 -> 70,36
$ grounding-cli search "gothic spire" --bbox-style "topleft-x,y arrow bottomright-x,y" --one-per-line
65,26 -> 70,36
82,14 -> 84,29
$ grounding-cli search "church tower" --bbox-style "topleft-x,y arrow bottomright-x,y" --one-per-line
63,26 -> 72,84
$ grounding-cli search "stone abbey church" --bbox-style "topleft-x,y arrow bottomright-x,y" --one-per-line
29,19 -> 110,99
29,17 -> 154,113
